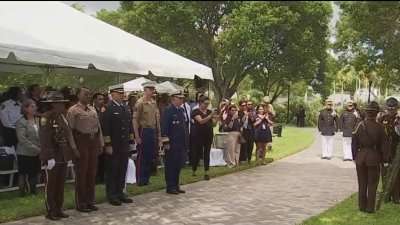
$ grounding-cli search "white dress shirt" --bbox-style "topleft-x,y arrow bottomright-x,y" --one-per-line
0,99 -> 22,129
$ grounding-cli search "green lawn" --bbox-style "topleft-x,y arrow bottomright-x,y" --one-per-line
301,193 -> 400,225
0,126 -> 314,223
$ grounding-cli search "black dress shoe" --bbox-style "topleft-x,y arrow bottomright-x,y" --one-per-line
177,189 -> 186,194
87,205 -> 99,211
76,207 -> 91,213
45,214 -> 61,221
393,199 -> 400,204
166,190 -> 179,195
359,208 -> 366,212
119,197 -> 133,203
321,157 -> 327,160
204,174 -> 210,181
109,199 -> 122,206
55,211 -> 69,218
326,157 -> 331,160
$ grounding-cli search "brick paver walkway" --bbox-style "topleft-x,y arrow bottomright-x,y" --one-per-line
5,130 -> 357,225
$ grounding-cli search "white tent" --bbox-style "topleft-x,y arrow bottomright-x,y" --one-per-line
156,81 -> 185,94
0,1 -> 213,80
113,77 -> 152,92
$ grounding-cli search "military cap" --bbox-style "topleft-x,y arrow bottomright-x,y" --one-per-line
170,90 -> 185,98
386,97 -> 399,108
142,81 -> 157,89
108,84 -> 124,94
41,91 -> 69,103
364,101 -> 382,112
347,100 -> 355,105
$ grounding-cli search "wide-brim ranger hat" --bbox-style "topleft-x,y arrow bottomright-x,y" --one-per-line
364,101 -> 383,112
170,90 -> 185,98
108,84 -> 124,94
41,91 -> 69,103
386,97 -> 399,108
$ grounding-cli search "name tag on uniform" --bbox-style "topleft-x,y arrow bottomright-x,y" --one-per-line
114,112 -> 119,115
262,124 -> 266,130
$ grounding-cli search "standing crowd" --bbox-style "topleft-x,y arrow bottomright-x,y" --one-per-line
0,82 -> 278,221
317,98 -> 400,213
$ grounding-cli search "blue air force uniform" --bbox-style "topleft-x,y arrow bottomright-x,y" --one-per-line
161,91 -> 188,194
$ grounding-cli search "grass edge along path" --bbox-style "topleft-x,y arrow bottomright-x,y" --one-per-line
0,126 -> 314,223
301,191 -> 400,225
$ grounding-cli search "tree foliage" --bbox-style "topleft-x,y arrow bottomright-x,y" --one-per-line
118,1 -> 332,102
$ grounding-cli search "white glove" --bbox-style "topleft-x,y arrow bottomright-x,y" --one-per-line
47,159 -> 56,170
384,163 -> 389,167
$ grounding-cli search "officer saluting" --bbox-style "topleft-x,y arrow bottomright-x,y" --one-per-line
161,91 -> 188,195
101,84 -> 134,206
318,99 -> 339,160
339,100 -> 362,161
39,92 -> 79,220
378,97 -> 400,203
352,101 -> 389,213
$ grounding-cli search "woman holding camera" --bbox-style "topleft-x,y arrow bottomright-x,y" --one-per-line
222,105 -> 242,168
191,96 -> 218,180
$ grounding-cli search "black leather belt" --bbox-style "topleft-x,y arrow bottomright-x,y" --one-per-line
74,130 -> 98,139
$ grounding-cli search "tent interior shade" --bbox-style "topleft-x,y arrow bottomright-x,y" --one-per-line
0,1 -> 213,80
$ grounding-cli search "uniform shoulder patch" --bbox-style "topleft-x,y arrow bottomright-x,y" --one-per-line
0,104 -> 5,110
40,117 -> 48,126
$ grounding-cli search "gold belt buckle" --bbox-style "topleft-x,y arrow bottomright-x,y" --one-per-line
90,133 -> 95,139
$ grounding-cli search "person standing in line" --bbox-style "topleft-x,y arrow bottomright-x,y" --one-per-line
15,99 -> 41,197
254,105 -> 273,165
0,87 -> 23,148
191,96 -> 218,180
161,91 -> 188,194
339,100 -> 362,161
67,87 -> 104,212
27,84 -> 46,116
132,82 -> 161,186
39,92 -> 79,220
101,84 -> 134,206
92,93 -> 106,184
221,105 -> 242,168
352,101 -> 389,213
238,100 -> 248,163
378,97 -> 400,203
318,99 -> 339,160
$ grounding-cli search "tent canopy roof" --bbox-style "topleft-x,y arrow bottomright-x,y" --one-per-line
0,1 -> 213,80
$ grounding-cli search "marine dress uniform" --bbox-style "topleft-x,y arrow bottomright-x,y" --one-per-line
133,82 -> 161,186
352,101 -> 389,213
339,100 -> 362,161
318,100 -> 339,160
101,85 -> 135,206
161,91 -> 188,194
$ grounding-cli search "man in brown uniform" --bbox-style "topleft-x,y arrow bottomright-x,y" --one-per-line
133,81 -> 161,186
39,92 -> 79,220
67,87 -> 104,212
352,101 -> 389,213
378,97 -> 400,203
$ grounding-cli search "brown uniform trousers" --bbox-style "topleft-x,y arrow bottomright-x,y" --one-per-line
73,134 -> 100,207
67,103 -> 103,208
352,120 -> 389,212
379,114 -> 400,202
39,112 -> 75,215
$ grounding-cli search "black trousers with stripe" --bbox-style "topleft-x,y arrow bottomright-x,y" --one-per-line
45,162 -> 67,215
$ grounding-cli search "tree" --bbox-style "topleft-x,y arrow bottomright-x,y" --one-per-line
96,9 -> 123,28
225,2 -> 332,103
119,1 -> 331,103
71,3 -> 86,13
335,1 -> 400,94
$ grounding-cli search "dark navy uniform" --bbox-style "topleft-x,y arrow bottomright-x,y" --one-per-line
101,86 -> 135,205
161,97 -> 188,194
339,101 -> 362,161
318,102 -> 339,159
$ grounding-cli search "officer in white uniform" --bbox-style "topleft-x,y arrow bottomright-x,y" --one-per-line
0,87 -> 23,147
